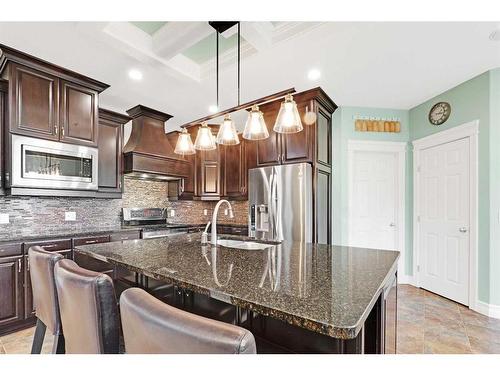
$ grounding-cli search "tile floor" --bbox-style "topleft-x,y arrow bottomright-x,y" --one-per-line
1,285 -> 499,354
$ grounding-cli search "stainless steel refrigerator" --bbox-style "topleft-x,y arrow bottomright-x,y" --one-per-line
248,163 -> 312,243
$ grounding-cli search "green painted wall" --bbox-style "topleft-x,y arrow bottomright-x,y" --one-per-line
332,69 -> 500,304
488,69 -> 500,305
408,71 -> 493,303
332,106 -> 412,274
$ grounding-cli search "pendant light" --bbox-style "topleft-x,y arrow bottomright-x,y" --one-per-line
216,114 -> 240,145
273,93 -> 303,134
243,104 -> 269,140
174,128 -> 196,155
194,122 -> 216,151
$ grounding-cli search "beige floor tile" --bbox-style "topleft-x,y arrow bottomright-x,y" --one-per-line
1,326 -> 54,354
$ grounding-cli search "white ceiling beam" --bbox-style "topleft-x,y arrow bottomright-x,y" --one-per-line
152,22 -> 213,60
239,22 -> 274,51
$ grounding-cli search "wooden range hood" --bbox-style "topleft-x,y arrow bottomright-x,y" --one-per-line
123,105 -> 189,180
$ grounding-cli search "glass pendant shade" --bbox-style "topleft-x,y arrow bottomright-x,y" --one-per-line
243,105 -> 269,140
194,122 -> 216,151
273,94 -> 303,134
174,128 -> 196,155
216,114 -> 240,145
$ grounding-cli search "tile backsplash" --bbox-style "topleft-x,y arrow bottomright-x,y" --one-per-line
0,196 -> 122,240
0,176 -> 248,240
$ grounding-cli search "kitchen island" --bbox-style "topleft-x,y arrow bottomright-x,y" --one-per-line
74,233 -> 399,354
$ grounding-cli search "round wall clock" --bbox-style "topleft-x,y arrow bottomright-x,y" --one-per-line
428,102 -> 451,125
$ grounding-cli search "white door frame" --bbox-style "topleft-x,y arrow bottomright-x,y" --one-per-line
412,120 -> 479,309
347,140 -> 407,280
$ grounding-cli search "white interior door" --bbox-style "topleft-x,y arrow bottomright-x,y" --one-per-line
349,151 -> 398,251
418,137 -> 470,305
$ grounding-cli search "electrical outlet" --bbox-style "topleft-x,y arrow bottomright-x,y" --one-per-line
203,209 -> 208,216
170,210 -> 175,217
0,213 -> 9,224
65,211 -> 76,221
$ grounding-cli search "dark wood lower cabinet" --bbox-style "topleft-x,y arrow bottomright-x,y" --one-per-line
0,255 -> 24,329
0,231 -> 142,336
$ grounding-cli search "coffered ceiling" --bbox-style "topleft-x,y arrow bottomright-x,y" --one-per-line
0,22 -> 499,130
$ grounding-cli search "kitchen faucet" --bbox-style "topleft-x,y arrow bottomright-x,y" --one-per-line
210,200 -> 234,246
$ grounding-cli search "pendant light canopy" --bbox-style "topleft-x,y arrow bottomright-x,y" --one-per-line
243,104 -> 269,140
216,114 -> 240,145
194,122 -> 216,151
174,128 -> 196,155
273,93 -> 303,134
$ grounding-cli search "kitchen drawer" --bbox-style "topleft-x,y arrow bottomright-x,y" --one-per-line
24,239 -> 72,252
110,231 -> 140,242
0,243 -> 23,257
73,235 -> 110,247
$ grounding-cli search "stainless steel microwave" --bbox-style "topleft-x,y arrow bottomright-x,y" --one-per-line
10,134 -> 98,190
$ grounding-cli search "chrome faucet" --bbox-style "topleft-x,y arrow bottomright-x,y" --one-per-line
211,200 -> 234,246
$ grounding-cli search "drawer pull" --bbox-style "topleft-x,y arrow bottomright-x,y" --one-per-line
121,237 -> 129,240
85,240 -> 99,244
43,244 -> 57,249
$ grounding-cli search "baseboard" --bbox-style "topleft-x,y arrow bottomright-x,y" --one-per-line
473,300 -> 500,319
397,274 -> 414,285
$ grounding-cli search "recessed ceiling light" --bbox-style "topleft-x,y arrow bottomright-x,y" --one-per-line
208,105 -> 219,113
489,29 -> 500,41
307,68 -> 321,81
128,69 -> 143,81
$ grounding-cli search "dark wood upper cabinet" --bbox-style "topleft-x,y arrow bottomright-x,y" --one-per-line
281,100 -> 314,164
0,44 -> 109,146
0,254 -> 24,328
9,63 -> 59,140
166,129 -> 196,200
0,80 -> 7,195
220,135 -> 247,199
196,126 -> 220,200
97,108 -> 131,197
60,81 -> 99,147
255,101 -> 281,166
253,88 -> 334,168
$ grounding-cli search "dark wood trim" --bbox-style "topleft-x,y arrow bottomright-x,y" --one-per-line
181,88 -> 296,128
0,44 -> 109,92
98,108 -> 132,124
126,104 -> 173,122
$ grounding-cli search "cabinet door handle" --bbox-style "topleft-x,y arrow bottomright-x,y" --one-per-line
54,125 -> 59,135
27,257 -> 30,272
61,126 -> 65,137
18,259 -> 22,273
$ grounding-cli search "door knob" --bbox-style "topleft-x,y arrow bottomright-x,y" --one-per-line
459,227 -> 468,233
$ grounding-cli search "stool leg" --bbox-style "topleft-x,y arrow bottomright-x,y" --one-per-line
52,334 -> 65,354
31,319 -> 46,354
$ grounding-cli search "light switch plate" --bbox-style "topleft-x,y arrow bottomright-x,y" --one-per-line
65,211 -> 76,221
0,213 -> 9,224
170,210 -> 175,217
203,209 -> 208,216
224,209 -> 228,216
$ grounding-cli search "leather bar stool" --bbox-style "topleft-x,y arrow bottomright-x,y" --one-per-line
120,288 -> 257,354
54,259 -> 120,354
28,246 -> 65,354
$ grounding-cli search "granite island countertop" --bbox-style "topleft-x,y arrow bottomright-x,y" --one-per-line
74,233 -> 399,340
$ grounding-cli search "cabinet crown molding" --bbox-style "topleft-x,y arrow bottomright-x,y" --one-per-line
0,44 -> 109,93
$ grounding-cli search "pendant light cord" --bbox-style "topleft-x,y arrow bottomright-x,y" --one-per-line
216,31 -> 219,109
237,22 -> 240,106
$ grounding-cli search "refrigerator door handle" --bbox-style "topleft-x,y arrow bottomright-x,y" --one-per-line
274,167 -> 282,241
268,169 -> 275,239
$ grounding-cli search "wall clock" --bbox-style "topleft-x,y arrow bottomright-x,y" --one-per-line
428,102 -> 451,125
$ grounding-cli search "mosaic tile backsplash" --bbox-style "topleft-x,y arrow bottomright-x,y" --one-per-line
0,176 -> 248,240
0,196 -> 122,241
